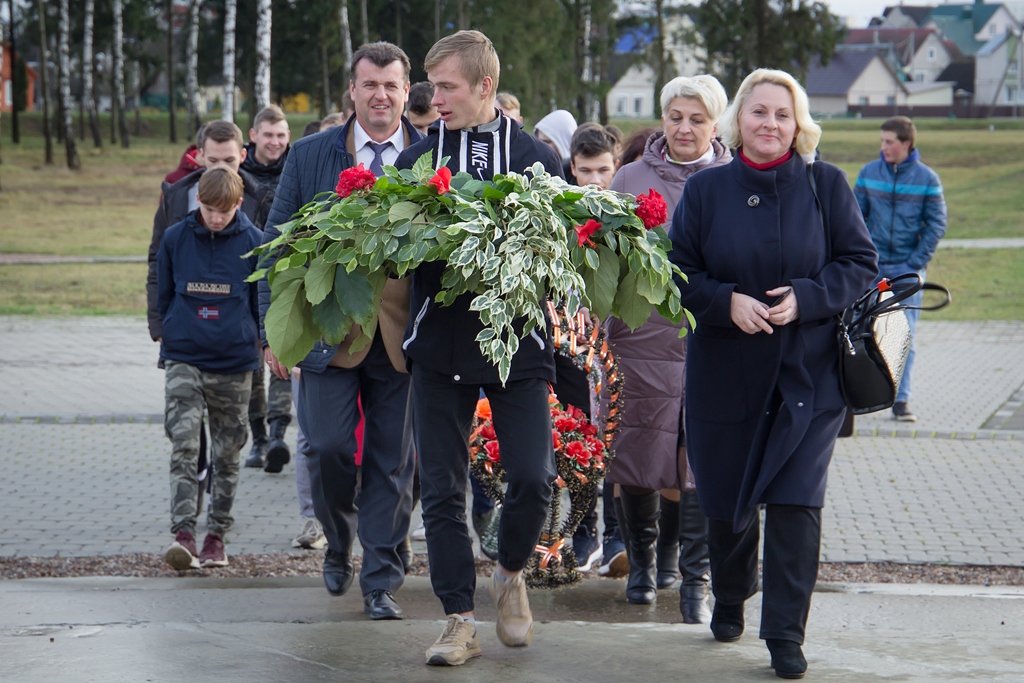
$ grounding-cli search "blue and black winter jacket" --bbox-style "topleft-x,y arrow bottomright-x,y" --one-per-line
157,210 -> 263,374
854,150 -> 947,270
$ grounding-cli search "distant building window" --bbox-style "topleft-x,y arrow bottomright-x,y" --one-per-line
617,97 -> 626,115
634,97 -> 643,115
859,96 -> 869,105
915,73 -> 925,81
1007,85 -> 1017,102
927,48 -> 936,61
990,24 -> 996,36
886,96 -> 896,105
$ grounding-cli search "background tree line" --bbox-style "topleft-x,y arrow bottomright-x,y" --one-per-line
2,0 -> 842,170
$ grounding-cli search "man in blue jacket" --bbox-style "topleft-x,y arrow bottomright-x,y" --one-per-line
395,30 -> 564,667
855,116 -> 947,422
259,42 -> 422,621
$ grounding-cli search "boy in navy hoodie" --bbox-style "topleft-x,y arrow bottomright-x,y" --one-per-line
157,168 -> 263,570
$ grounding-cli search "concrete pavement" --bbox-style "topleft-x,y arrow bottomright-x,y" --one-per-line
2,576 -> 1023,682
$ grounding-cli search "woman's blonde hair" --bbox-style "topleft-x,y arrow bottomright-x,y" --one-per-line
718,68 -> 821,156
660,74 -> 728,123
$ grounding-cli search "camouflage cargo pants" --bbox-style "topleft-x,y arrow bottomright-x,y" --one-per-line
165,361 -> 252,536
248,360 -> 293,425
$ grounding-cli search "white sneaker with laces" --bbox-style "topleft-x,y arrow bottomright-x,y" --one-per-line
489,570 -> 534,647
291,516 -> 327,550
425,615 -> 482,666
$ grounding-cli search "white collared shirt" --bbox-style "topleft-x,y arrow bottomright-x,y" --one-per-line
353,120 -> 406,170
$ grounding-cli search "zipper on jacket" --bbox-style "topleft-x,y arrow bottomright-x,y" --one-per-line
402,299 -> 430,351
888,162 -> 898,263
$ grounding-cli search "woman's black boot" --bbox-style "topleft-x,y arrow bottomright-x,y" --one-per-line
655,495 -> 681,589
619,488 -> 660,604
766,639 -> 807,679
710,600 -> 744,642
678,490 -> 711,623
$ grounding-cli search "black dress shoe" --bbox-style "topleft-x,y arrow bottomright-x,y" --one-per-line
766,639 -> 807,679
322,549 -> 354,596
710,600 -> 744,642
680,584 -> 712,624
363,589 -> 404,620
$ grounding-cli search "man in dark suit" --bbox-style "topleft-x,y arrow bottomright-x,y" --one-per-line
260,42 -> 423,621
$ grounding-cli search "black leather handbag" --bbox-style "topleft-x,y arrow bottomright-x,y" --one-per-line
808,164 -> 950,415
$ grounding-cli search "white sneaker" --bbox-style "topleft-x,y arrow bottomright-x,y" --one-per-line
425,615 -> 482,666
291,516 -> 327,550
489,570 -> 534,647
410,523 -> 427,541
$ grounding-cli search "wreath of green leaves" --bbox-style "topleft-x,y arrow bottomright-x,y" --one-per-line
250,152 -> 690,384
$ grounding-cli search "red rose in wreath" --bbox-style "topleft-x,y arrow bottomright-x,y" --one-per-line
335,164 -> 377,198
574,219 -> 602,247
636,188 -> 668,229
428,167 -> 453,194
554,415 -> 580,433
484,440 -> 501,463
480,423 -> 497,441
565,440 -> 592,467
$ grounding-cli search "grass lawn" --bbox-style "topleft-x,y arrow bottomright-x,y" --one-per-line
0,263 -> 147,315
1,117 -> 1022,319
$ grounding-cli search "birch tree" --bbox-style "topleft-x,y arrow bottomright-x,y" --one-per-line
359,0 -> 368,45
254,0 -> 271,112
82,0 -> 102,146
58,0 -> 79,168
340,1 -> 352,88
113,0 -> 130,147
167,0 -> 177,142
222,0 -> 236,121
36,0 -> 53,164
186,0 -> 202,136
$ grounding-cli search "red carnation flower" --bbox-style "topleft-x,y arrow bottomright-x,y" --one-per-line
554,416 -> 580,433
566,440 -> 592,468
335,164 -> 377,198
428,167 -> 452,194
484,440 -> 501,463
585,435 -> 605,456
569,405 -> 587,421
574,219 -> 602,247
480,424 -> 497,441
579,422 -> 598,437
552,429 -> 563,450
636,188 -> 668,229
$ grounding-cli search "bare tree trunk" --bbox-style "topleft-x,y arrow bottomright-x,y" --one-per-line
320,40 -> 330,117
8,0 -> 21,144
113,0 -> 130,147
339,2 -> 352,88
58,0 -> 80,168
167,0 -> 177,143
653,0 -> 666,118
0,13 -> 4,177
222,0 -> 236,122
395,0 -> 402,48
133,61 -> 142,135
434,0 -> 440,42
36,0 -> 53,164
254,0 -> 272,112
55,34 -> 64,144
458,0 -> 470,29
360,0 -> 368,45
83,0 -> 102,146
186,0 -> 202,137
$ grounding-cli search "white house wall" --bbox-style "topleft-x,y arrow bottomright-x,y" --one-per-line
976,37 -> 1024,105
608,64 -> 656,118
847,56 -> 908,106
906,84 -> 954,105
910,33 -> 953,82
976,6 -> 1020,42
809,95 -> 848,115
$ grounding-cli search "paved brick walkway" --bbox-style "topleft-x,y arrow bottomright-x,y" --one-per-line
2,316 -> 1024,566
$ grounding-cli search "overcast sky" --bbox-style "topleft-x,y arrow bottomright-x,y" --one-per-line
824,0 -> 897,27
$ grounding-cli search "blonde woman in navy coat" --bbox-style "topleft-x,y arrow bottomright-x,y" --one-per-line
668,69 -> 877,679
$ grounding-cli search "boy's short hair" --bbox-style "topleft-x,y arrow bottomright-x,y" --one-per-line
199,120 -> 245,150
571,122 -> 616,162
881,116 -> 916,150
197,167 -> 245,211
319,113 -> 346,130
604,124 -> 623,146
302,120 -> 322,137
253,104 -> 288,132
351,41 -> 412,83
496,92 -> 520,112
408,82 -> 435,115
425,30 -> 500,92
